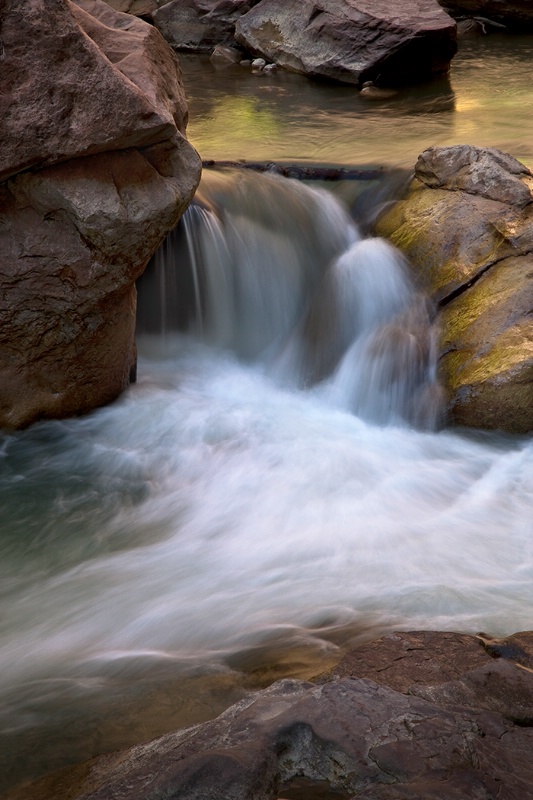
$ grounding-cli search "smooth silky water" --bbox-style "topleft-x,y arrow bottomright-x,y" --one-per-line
3,34 -> 533,794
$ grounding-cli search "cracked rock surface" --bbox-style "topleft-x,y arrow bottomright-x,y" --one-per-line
7,630 -> 533,800
375,144 -> 533,433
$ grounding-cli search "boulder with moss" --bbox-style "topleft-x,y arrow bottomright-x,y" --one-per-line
375,144 -> 533,433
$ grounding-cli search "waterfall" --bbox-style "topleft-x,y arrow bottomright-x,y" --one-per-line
138,169 -> 442,429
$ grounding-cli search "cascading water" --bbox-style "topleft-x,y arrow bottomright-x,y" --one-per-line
137,170 -> 442,429
2,169 -> 533,794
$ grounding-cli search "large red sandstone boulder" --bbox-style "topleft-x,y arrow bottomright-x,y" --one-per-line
0,0 -> 201,429
235,0 -> 457,87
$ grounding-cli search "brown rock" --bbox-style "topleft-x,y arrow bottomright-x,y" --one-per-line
1,146 -> 197,429
314,630 -> 491,692
0,0 -> 188,181
152,0 -> 259,53
411,658 -> 533,725
9,665 -> 533,800
478,630 -> 533,670
235,0 -> 457,87
0,0 -> 201,429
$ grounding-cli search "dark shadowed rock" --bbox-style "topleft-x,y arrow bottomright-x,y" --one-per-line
0,0 -> 201,428
8,631 -> 533,800
235,0 -> 457,87
152,0 -> 259,53
375,145 -> 533,433
478,630 -> 533,670
438,0 -> 533,29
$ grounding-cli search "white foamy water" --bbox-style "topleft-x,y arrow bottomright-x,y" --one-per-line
2,170 -> 533,790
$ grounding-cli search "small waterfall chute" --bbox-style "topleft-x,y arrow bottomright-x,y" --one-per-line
137,169 -> 443,429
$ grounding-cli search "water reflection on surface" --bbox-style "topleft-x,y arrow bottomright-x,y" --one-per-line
181,34 -> 533,168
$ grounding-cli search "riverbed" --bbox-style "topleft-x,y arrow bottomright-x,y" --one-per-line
2,32 -> 533,795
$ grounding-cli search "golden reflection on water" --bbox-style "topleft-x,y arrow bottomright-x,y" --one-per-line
181,35 -> 533,169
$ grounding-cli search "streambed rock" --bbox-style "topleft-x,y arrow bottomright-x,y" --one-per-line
8,630 -> 533,800
0,0 -> 201,429
375,144 -> 533,433
235,0 -> 457,87
152,0 -> 260,53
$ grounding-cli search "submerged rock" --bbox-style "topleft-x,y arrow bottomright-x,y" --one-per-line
0,0 -> 201,429
235,0 -> 457,87
376,144 -> 533,434
8,630 -> 533,800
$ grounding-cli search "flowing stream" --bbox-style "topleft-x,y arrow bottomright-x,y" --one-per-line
3,34 -> 533,795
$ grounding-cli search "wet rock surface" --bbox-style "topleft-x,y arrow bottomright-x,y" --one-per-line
8,631 -> 533,800
0,0 -> 201,429
235,0 -> 457,87
375,144 -> 533,433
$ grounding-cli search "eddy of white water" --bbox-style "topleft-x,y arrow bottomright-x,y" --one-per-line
2,171 -> 533,790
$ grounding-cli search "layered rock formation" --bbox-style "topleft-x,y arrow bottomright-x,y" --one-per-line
8,630 -> 533,800
0,0 -> 201,429
376,145 -> 533,433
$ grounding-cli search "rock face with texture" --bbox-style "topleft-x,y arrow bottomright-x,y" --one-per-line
235,0 -> 457,87
0,0 -> 201,429
376,145 -> 533,433
152,0 -> 260,53
8,630 -> 533,800
438,0 -> 533,29
100,0 -> 157,15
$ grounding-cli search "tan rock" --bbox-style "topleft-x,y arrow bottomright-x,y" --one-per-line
376,145 -> 533,433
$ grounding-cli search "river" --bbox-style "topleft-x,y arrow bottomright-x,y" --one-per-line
2,33 -> 533,795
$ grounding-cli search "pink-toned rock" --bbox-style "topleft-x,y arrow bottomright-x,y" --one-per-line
0,0 -> 189,181
0,0 -> 201,429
